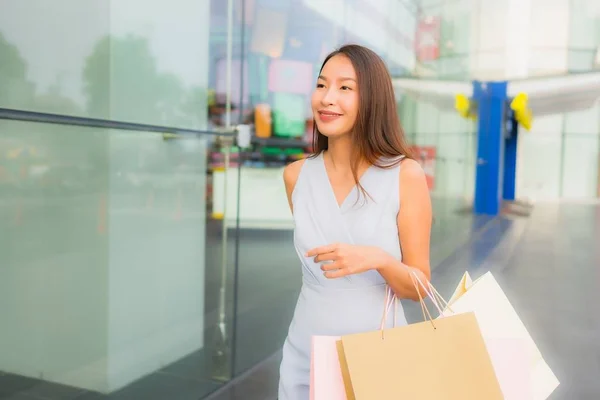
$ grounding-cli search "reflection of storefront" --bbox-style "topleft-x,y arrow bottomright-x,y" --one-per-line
415,16 -> 441,62
411,145 -> 436,190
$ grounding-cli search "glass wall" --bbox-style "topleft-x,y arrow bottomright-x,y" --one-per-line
414,0 -> 600,203
418,0 -> 600,80
0,122 -> 225,398
210,0 -> 421,375
0,0 -> 430,398
416,0 -> 472,79
568,0 -> 600,73
398,92 -> 478,264
0,1 -> 210,129
513,0 -> 600,201
0,1 -> 235,399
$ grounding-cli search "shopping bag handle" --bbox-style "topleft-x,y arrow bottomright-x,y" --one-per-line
379,286 -> 397,332
378,272 -> 437,335
406,270 -> 452,330
409,272 -> 439,329
379,269 -> 452,335
409,271 -> 451,315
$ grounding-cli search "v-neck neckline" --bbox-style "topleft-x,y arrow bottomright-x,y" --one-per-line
320,152 -> 374,209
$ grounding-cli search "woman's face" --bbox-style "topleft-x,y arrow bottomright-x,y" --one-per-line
311,54 -> 359,138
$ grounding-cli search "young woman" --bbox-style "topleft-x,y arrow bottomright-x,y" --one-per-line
278,44 -> 433,399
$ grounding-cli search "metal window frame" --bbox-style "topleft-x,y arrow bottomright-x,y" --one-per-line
0,107 -> 236,137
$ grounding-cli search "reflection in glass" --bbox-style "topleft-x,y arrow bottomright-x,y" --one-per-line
0,120 -> 224,397
0,1 -> 210,129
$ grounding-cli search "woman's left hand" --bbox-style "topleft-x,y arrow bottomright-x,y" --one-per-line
306,243 -> 392,279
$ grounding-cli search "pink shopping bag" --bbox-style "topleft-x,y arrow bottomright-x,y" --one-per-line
310,335 -> 347,400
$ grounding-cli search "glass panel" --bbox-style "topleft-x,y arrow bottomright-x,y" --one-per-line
232,149 -> 300,375
398,92 -> 478,264
561,134 -> 600,198
568,0 -> 600,49
527,48 -> 570,77
470,51 -> 509,80
0,0 -> 210,130
226,0 -> 422,376
415,0 -> 472,79
561,103 -> 600,198
516,115 -> 564,201
0,119 -> 232,398
568,49 -> 598,73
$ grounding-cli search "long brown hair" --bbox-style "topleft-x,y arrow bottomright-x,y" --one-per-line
311,44 -> 414,193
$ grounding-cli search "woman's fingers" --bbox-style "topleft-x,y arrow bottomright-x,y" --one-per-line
314,251 -> 337,263
306,243 -> 339,257
320,260 -> 342,271
323,268 -> 348,279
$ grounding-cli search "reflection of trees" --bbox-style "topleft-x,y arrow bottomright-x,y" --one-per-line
0,33 -> 82,116
83,34 -> 207,128
0,32 -> 209,196
0,32 -> 35,181
0,33 -> 35,109
0,32 -> 101,194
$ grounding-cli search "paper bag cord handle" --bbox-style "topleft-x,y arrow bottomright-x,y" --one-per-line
413,272 -> 453,315
409,272 -> 438,329
379,272 -> 437,335
379,268 -> 452,335
410,271 -> 446,315
379,286 -> 397,331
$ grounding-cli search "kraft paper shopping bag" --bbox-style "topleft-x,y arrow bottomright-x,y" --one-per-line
442,272 -> 560,399
310,335 -> 347,400
338,311 -> 504,399
310,287 -> 398,399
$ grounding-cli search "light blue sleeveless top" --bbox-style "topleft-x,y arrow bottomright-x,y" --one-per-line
292,151 -> 403,287
279,152 -> 408,400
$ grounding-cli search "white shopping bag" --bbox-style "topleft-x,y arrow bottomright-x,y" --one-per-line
441,272 -> 559,400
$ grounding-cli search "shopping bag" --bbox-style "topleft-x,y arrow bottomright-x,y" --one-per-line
338,311 -> 503,399
310,287 -> 398,400
442,272 -> 560,399
337,274 -> 504,400
447,269 -> 473,305
310,335 -> 346,400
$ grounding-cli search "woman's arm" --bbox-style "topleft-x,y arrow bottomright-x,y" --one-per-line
377,159 -> 433,301
283,159 -> 305,214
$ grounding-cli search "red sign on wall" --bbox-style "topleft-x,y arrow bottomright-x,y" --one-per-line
415,16 -> 441,62
411,146 -> 436,190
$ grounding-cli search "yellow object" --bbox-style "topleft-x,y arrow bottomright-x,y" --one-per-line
510,92 -> 533,131
454,94 -> 476,120
212,212 -> 224,220
254,104 -> 272,138
162,133 -> 180,140
207,89 -> 216,107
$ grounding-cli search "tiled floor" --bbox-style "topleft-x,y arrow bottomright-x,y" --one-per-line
206,202 -> 600,400
3,202 -> 597,399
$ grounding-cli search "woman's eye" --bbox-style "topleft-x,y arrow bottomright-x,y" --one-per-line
341,86 -> 351,90
316,83 -> 325,88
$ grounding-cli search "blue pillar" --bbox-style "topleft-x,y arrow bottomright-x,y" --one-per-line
503,115 -> 518,201
473,81 -> 508,215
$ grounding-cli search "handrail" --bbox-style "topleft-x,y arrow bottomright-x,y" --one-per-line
0,108 -> 236,137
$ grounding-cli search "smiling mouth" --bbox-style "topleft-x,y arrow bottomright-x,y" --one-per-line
318,110 -> 342,116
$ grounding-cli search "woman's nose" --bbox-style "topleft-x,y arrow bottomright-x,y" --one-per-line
320,88 -> 336,106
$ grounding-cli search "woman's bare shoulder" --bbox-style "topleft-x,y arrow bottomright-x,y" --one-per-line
283,159 -> 307,213
283,159 -> 306,189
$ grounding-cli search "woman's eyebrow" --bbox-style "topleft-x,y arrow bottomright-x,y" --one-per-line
317,75 -> 356,82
